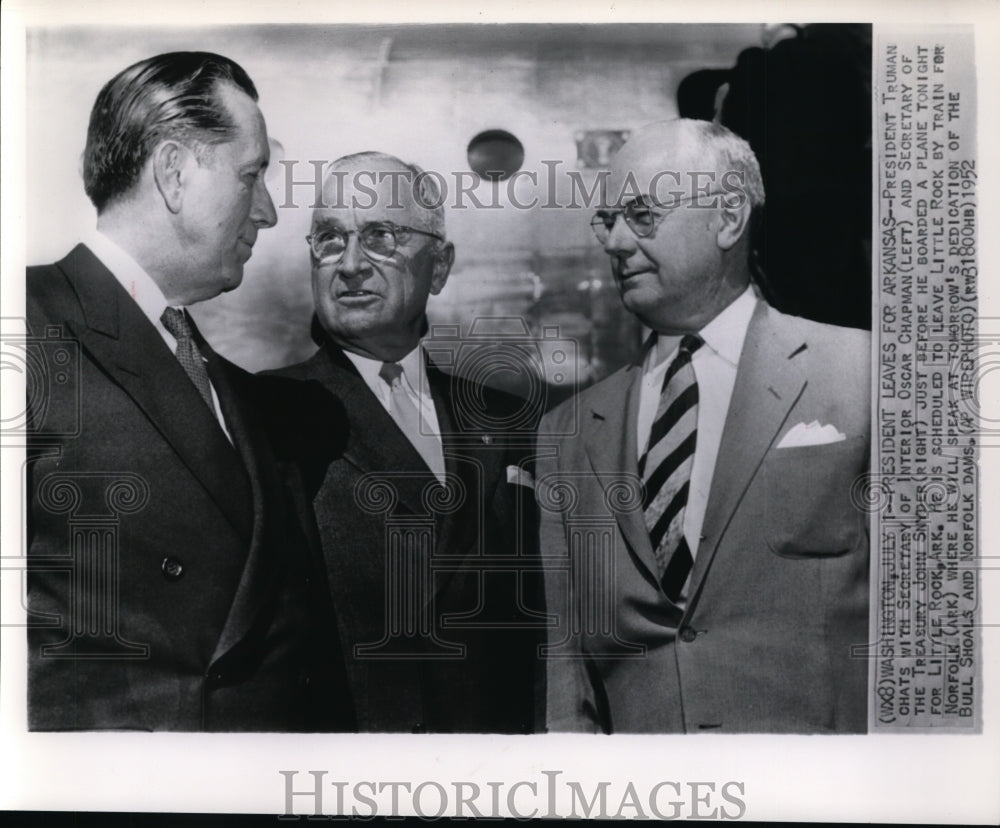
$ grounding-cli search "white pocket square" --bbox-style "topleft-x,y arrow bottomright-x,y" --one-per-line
776,420 -> 847,448
507,465 -> 535,489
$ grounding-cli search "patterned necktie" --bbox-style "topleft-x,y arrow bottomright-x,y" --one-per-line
639,333 -> 703,602
378,362 -> 446,483
160,307 -> 216,413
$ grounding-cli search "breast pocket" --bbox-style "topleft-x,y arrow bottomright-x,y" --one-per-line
763,435 -> 868,558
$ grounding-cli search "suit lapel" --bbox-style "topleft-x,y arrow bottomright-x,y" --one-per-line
194,339 -> 282,664
308,346 -> 487,616
308,344 -> 434,518
581,354 -> 658,584
60,245 -> 253,541
428,369 -> 464,556
426,368 -> 506,603
686,303 -> 808,602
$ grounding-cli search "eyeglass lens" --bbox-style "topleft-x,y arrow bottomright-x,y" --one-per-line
311,224 -> 399,261
591,204 -> 658,240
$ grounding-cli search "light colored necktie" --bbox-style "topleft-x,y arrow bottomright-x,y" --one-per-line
378,361 -> 446,483
160,307 -> 216,414
639,333 -> 703,602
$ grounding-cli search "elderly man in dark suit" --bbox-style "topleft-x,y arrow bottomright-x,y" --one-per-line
26,51 -> 351,731
271,152 -> 542,732
539,119 -> 870,733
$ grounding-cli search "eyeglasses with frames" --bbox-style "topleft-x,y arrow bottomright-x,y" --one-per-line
590,191 -> 729,242
306,222 -> 444,263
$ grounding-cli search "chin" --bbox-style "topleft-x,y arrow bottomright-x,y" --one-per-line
619,288 -> 652,315
220,268 -> 245,292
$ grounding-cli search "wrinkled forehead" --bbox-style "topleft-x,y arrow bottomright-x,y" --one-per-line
315,159 -> 438,231
608,127 -> 716,205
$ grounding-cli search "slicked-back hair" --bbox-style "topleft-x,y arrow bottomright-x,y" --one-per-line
83,51 -> 258,213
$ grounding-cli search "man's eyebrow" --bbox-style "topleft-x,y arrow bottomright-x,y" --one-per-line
312,217 -> 346,231
612,194 -> 652,209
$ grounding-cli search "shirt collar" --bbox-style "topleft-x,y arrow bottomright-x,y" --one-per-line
650,285 -> 757,370
344,344 -> 428,393
84,229 -> 174,321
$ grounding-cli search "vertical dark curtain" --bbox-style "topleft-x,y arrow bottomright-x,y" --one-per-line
681,24 -> 873,330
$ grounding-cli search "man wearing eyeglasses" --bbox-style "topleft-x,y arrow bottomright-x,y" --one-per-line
269,151 -> 541,733
538,119 -> 870,733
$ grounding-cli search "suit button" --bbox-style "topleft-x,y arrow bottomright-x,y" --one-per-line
161,557 -> 184,580
679,626 -> 697,643
412,722 -> 425,733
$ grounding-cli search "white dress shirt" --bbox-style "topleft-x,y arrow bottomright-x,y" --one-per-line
344,345 -> 445,476
84,230 -> 233,442
636,286 -> 757,559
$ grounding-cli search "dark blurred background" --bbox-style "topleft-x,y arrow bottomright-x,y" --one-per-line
27,23 -> 871,404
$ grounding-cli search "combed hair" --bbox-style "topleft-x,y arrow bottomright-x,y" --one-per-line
686,120 -> 766,209
83,51 -> 258,212
327,151 -> 447,241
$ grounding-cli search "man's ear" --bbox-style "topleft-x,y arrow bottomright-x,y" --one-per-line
429,241 -> 455,295
716,196 -> 752,251
151,140 -> 193,214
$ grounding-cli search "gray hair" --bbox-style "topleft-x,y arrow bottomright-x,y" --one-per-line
684,120 -> 766,210
327,150 -> 447,240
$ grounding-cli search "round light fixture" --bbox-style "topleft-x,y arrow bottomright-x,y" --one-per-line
466,129 -> 525,182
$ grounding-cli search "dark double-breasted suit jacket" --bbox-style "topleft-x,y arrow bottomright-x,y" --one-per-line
538,300 -> 871,733
271,342 -> 543,733
25,244 -> 352,731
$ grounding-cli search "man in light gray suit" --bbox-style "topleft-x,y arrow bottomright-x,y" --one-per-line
538,119 -> 870,733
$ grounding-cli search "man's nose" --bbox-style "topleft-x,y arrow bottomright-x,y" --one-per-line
603,213 -> 637,257
337,233 -> 370,279
252,176 -> 278,228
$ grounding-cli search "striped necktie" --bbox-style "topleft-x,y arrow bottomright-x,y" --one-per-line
639,333 -> 703,602
160,307 -> 216,413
